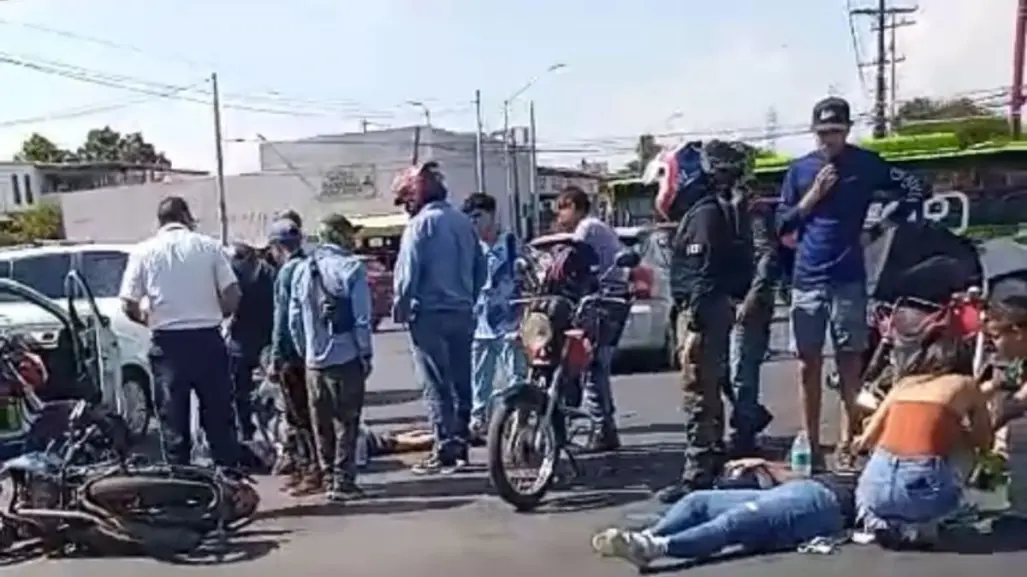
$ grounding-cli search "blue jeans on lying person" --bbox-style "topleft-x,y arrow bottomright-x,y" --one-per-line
648,480 -> 844,558
856,447 -> 963,532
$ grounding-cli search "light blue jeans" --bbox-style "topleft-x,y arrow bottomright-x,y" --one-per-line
471,336 -> 526,424
728,304 -> 772,442
584,345 -> 617,428
856,448 -> 963,531
649,480 -> 843,559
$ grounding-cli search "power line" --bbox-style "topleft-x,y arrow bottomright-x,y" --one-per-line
0,53 -> 322,116
0,83 -> 202,128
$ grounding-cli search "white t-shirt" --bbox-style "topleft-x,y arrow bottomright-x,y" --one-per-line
118,224 -> 238,331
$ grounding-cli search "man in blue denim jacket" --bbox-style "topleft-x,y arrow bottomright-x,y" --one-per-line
392,162 -> 487,474
288,213 -> 373,502
266,219 -> 316,492
462,193 -> 526,441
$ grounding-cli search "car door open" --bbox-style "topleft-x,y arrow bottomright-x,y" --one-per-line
64,270 -> 126,424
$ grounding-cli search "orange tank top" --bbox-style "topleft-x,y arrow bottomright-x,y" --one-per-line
877,400 -> 964,457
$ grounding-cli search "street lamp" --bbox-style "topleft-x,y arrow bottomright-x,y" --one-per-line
406,100 -> 432,127
501,63 -> 566,239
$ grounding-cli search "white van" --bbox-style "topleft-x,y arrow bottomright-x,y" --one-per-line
0,242 -> 152,434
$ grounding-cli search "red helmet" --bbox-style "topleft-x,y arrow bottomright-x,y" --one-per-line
391,161 -> 446,214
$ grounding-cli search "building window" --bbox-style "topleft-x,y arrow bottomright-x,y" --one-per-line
22,175 -> 33,205
9,175 -> 21,205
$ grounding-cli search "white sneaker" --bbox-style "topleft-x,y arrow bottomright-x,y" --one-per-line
591,528 -> 661,568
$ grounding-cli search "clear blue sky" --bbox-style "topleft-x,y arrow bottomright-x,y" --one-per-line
0,0 -> 1009,174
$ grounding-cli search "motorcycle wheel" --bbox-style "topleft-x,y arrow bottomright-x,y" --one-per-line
486,400 -> 558,512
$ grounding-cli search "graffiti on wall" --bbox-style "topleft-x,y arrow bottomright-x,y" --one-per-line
320,164 -> 377,198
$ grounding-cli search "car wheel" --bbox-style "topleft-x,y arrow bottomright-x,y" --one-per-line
121,366 -> 154,442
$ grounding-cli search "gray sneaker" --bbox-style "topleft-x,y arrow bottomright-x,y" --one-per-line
590,528 -> 662,568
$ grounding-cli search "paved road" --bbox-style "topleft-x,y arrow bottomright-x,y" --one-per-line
11,321 -> 1027,576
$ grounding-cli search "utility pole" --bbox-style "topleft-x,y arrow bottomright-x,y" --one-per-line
869,13 -> 916,132
765,107 -> 779,151
210,72 -> 228,245
361,119 -> 370,133
528,101 -> 539,239
474,90 -> 486,192
503,101 -> 516,232
852,2 -> 917,138
1012,0 -> 1027,138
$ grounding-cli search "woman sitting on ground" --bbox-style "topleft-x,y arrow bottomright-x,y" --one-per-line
591,458 -> 856,569
852,320 -> 992,547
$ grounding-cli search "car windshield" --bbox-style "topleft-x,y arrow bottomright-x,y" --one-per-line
0,251 -> 127,303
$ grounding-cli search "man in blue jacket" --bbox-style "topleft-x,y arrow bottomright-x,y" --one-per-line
777,97 -> 927,471
266,219 -> 316,492
288,213 -> 373,502
392,162 -> 486,474
462,192 -> 525,442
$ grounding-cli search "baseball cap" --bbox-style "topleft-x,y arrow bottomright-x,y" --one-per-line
811,97 -> 852,131
267,218 -> 302,245
320,213 -> 363,237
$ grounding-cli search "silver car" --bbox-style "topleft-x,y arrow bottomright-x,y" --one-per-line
527,226 -> 677,367
614,225 -> 676,366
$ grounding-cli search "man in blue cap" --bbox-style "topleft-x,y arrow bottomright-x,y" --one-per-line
266,218 -> 317,494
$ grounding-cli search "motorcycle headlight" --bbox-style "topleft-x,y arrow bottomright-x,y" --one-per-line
520,312 -> 553,355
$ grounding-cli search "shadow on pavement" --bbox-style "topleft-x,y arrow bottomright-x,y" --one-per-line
366,388 -> 422,407
936,516 -> 1027,554
0,528 -> 288,567
530,442 -> 684,514
365,414 -> 427,428
165,528 -> 289,565
256,496 -> 474,520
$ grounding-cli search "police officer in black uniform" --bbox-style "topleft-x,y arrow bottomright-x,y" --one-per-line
653,140 -> 757,504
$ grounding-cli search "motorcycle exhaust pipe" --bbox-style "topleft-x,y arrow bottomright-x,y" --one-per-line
13,508 -> 113,527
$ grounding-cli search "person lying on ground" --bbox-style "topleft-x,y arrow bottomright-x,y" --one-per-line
590,457 -> 854,569
851,322 -> 991,547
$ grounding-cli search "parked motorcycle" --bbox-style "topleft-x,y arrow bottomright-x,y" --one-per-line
486,247 -> 639,511
0,399 -> 258,559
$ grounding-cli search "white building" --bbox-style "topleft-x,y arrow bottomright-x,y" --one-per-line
0,161 -> 206,214
58,126 -> 603,243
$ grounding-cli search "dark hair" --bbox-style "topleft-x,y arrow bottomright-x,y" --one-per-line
989,294 -> 1027,329
556,186 -> 591,214
276,209 -> 302,229
462,193 -> 496,214
157,196 -> 193,227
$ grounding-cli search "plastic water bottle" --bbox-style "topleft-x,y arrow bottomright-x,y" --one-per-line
790,430 -> 813,477
354,427 -> 369,469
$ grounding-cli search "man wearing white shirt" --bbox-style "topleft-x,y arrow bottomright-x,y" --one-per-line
119,196 -> 242,467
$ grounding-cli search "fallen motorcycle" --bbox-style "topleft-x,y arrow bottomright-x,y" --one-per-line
0,400 -> 259,559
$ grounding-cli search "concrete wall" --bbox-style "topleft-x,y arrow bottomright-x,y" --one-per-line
0,163 -> 44,212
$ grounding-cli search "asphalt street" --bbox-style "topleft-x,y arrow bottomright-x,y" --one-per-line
9,319 -> 1027,577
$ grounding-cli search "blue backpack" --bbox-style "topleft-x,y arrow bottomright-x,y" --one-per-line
308,251 -> 356,335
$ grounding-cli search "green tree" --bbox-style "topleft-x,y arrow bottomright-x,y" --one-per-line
77,126 -> 170,166
0,201 -> 65,246
16,127 -> 172,167
14,133 -> 75,163
895,97 -> 1009,147
616,133 -> 663,177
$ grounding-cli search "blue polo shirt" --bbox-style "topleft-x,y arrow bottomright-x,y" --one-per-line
777,145 -> 927,289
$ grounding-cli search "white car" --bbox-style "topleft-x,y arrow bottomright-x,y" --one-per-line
527,226 -> 676,366
0,242 -> 153,433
